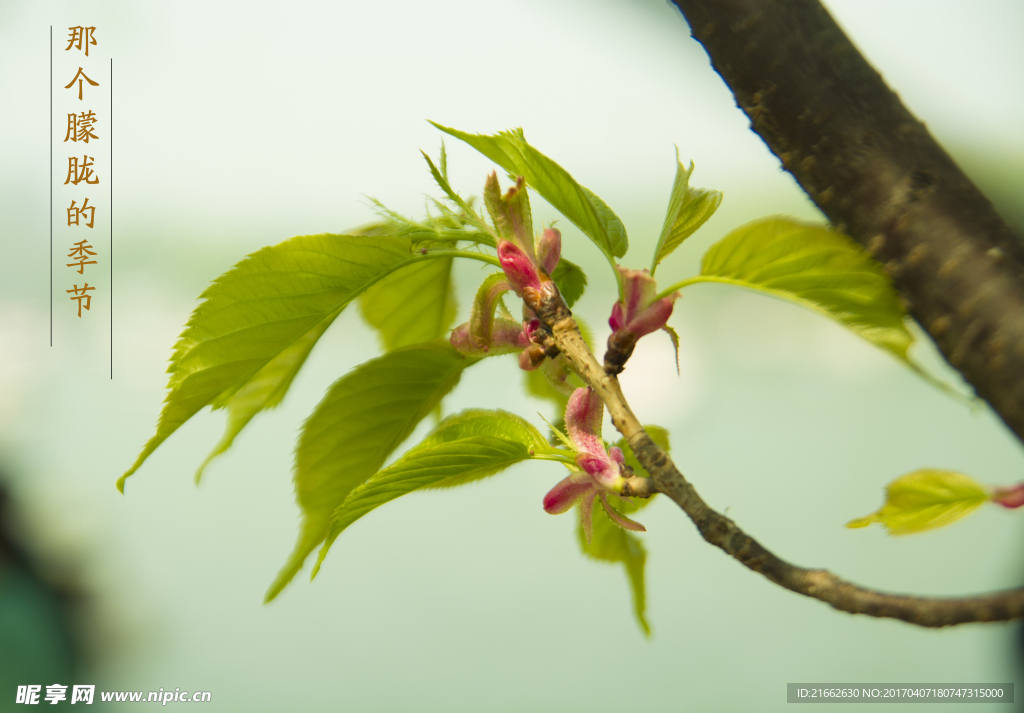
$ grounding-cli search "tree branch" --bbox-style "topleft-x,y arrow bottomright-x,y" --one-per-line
526,282 -> 1024,628
667,0 -> 1024,445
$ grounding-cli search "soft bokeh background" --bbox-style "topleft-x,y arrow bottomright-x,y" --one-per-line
2,0 -> 1023,710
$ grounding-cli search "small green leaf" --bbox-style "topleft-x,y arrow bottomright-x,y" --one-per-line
697,217 -> 913,363
313,410 -> 548,576
551,257 -> 588,308
577,424 -> 669,636
420,150 -> 495,242
360,255 -> 457,351
266,342 -> 477,602
364,204 -> 493,250
578,493 -> 652,637
120,232 -> 435,491
847,468 -> 989,535
525,363 -> 573,412
613,425 -> 670,479
651,152 -> 722,274
430,123 -> 629,262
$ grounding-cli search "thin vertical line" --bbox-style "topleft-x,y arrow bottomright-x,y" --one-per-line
50,26 -> 53,347
110,57 -> 113,379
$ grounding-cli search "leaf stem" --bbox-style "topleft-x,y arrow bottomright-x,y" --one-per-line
654,274 -> 713,300
531,451 -> 577,465
419,249 -> 502,267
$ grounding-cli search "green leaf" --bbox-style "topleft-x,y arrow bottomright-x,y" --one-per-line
613,425 -> 670,479
362,204 -> 493,250
119,232 -> 437,491
360,255 -> 457,351
430,123 -> 628,261
525,364 -> 572,412
420,149 -> 496,242
696,217 -> 913,362
847,468 -> 989,535
418,409 -> 549,490
313,410 -> 548,576
576,424 -> 669,636
193,317 -> 334,483
551,257 -> 588,308
651,152 -> 722,274
266,342 -> 477,602
577,493 -> 651,637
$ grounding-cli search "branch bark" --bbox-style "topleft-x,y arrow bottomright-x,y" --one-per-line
667,0 -> 1024,445
526,282 -> 1024,627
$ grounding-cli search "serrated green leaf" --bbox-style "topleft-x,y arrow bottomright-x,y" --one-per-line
360,255 -> 457,351
313,410 -> 548,576
577,495 -> 650,636
417,408 -> 550,493
574,184 -> 628,259
361,205 -> 492,250
266,342 -> 477,602
430,122 -> 628,261
651,153 -> 722,274
420,149 -> 495,242
575,424 -> 669,636
120,233 -> 437,492
847,468 -> 989,535
697,217 -> 913,362
551,257 -> 588,308
193,317 -> 334,483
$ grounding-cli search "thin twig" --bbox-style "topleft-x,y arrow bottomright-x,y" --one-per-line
525,281 -> 1024,628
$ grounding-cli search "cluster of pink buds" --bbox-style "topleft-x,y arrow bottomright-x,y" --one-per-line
605,267 -> 680,373
542,387 -> 646,542
450,173 -> 564,377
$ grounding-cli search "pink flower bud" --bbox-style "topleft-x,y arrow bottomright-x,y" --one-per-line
991,482 -> 1024,509
626,296 -> 677,339
543,387 -> 648,541
450,318 -> 529,357
609,267 -> 679,338
565,387 -> 606,460
543,471 -> 596,514
484,173 -> 535,259
564,388 -> 626,489
518,343 -> 546,371
536,227 -> 561,276
466,273 -> 514,349
498,240 -> 543,296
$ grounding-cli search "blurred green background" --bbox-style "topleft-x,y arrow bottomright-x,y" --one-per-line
1,0 -> 1023,710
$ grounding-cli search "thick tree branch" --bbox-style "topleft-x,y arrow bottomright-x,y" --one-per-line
668,0 -> 1024,445
526,282 -> 1024,627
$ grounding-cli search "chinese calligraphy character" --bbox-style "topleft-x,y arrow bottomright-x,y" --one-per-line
64,156 -> 99,186
16,685 -> 41,704
65,26 -> 97,56
64,111 -> 99,143
71,685 -> 95,705
44,685 -> 68,705
67,284 -> 95,317
67,240 -> 98,273
67,198 -> 97,228
64,67 -> 99,101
